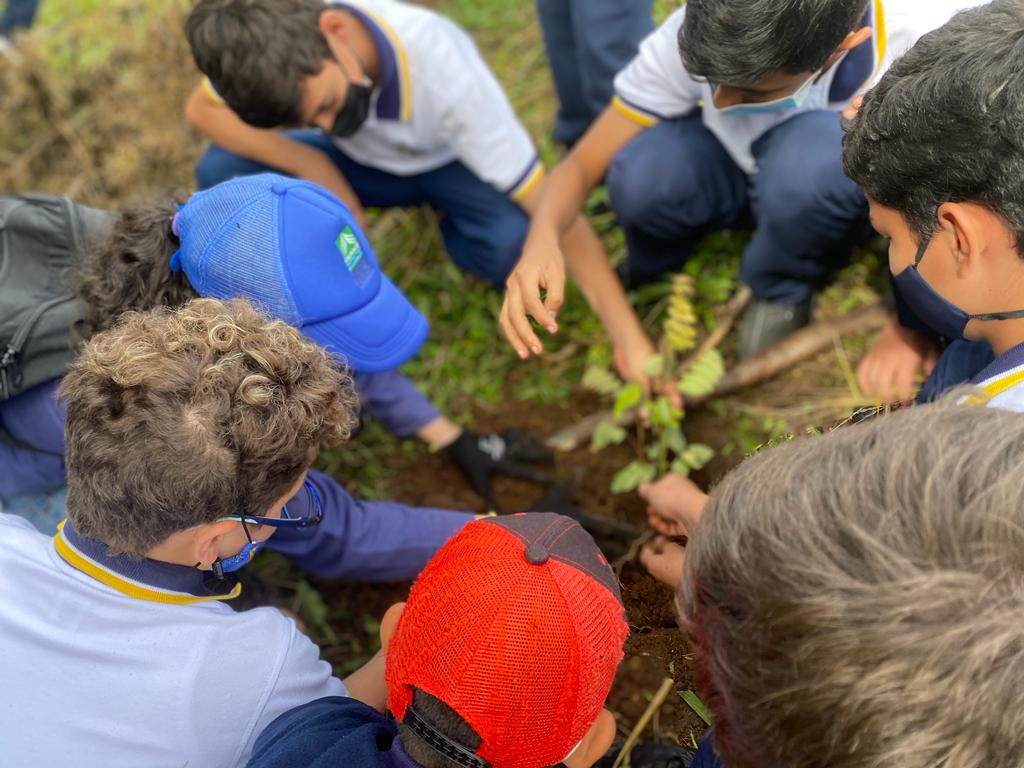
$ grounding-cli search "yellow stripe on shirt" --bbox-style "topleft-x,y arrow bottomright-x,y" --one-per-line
355,6 -> 412,121
53,522 -> 240,605
201,76 -> 225,105
511,162 -> 545,202
962,366 -> 1024,406
611,95 -> 659,128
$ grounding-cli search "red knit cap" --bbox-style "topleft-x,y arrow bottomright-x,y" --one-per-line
385,513 -> 628,768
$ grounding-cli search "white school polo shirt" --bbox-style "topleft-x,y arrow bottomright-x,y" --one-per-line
612,0 -> 987,175
204,0 -> 542,201
961,343 -> 1024,413
0,513 -> 346,768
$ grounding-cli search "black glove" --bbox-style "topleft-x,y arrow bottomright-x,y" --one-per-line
445,428 -> 554,512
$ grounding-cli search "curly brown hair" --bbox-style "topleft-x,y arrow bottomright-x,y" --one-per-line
74,195 -> 197,340
60,297 -> 358,556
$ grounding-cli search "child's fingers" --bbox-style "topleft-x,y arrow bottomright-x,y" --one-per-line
500,288 -> 543,358
521,279 -> 558,335
540,263 -> 566,321
639,538 -> 686,590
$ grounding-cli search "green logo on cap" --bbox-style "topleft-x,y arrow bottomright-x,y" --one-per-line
336,226 -> 363,271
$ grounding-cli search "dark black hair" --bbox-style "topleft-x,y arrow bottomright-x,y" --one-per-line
75,196 -> 197,340
397,688 -> 482,768
679,0 -> 869,87
184,0 -> 331,128
843,0 -> 1024,253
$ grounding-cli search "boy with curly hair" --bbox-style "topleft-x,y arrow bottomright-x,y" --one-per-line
0,298 -> 386,767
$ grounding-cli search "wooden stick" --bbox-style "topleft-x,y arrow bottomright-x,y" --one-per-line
612,677 -> 676,768
547,303 -> 890,452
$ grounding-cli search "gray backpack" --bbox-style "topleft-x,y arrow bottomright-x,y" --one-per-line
0,194 -> 114,401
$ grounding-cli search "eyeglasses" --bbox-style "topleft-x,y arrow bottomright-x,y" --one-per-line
220,480 -> 324,530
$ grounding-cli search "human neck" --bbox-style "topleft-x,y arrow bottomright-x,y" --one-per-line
981,320 -> 1024,357
146,530 -> 203,568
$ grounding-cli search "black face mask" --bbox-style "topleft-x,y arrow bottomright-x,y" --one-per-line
330,77 -> 373,138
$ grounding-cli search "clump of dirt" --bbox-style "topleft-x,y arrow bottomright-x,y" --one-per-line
0,1 -> 201,206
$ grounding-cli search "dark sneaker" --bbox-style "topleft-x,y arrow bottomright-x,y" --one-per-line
737,297 -> 812,358
595,742 -> 697,768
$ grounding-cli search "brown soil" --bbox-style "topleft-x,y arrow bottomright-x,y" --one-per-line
327,386 -> 723,742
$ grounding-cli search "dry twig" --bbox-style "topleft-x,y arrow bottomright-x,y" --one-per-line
548,302 -> 890,452
612,677 -> 676,768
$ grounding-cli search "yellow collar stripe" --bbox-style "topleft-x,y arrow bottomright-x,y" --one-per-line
358,6 -> 412,122
861,0 -> 887,91
53,523 -> 240,605
964,366 -> 1024,405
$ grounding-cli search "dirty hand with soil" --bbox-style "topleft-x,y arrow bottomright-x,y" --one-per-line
637,474 -> 709,591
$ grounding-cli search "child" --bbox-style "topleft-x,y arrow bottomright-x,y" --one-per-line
502,0 -> 983,361
642,0 -> 1024,587
844,0 -> 1024,410
536,0 -> 652,147
245,512 -> 629,768
0,176 -> 474,581
0,297 -> 389,766
183,0 -> 660,387
677,397 -> 1024,767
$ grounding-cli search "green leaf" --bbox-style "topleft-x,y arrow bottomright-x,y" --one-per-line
679,690 -> 713,725
665,426 -> 687,455
678,349 -> 725,398
581,366 -> 622,396
611,460 -> 656,494
670,457 -> 692,477
590,420 -> 627,452
681,443 -> 715,471
641,353 -> 665,378
648,396 -> 675,428
613,382 -> 643,418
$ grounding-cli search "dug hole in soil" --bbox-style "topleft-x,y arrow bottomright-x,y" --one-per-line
326,386 -> 723,746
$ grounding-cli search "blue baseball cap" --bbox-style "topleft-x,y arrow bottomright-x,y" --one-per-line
170,174 -> 428,373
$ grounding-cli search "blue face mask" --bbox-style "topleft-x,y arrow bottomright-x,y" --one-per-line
216,537 -> 266,573
893,237 -> 1024,340
715,73 -> 816,117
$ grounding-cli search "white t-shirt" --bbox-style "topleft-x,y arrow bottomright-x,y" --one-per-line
204,0 -> 542,200
613,0 -> 987,174
0,513 -> 346,767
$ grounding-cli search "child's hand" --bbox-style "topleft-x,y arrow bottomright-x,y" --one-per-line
856,318 -> 939,404
500,234 -> 565,359
639,475 -> 708,537
613,336 -> 683,409
639,535 -> 686,590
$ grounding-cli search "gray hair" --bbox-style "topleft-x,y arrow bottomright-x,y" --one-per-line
681,397 -> 1024,768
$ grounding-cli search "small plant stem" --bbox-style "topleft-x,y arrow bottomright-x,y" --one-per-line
612,677 -> 676,768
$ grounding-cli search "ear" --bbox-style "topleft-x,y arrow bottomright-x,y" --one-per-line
193,519 -> 242,569
838,26 -> 872,52
317,9 -> 350,44
380,602 -> 406,652
937,202 -> 988,277
565,708 -> 616,768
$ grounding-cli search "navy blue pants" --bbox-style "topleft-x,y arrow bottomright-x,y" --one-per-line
606,112 -> 871,303
536,0 -> 652,146
0,0 -> 39,34
195,130 -> 529,286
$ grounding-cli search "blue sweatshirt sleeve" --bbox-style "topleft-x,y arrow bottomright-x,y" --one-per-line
0,378 -> 67,496
266,469 -> 472,582
352,370 -> 441,438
